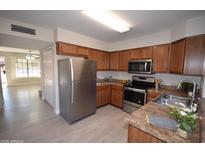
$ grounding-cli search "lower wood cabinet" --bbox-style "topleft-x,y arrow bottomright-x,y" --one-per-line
96,84 -> 123,108
96,85 -> 102,107
147,90 -> 161,102
128,125 -> 164,143
110,84 -> 123,108
101,84 -> 111,106
96,84 -> 111,108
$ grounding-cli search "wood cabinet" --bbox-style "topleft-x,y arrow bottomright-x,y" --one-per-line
110,52 -> 119,71
101,51 -> 110,70
153,44 -> 170,73
56,42 -> 89,57
183,34 -> 205,75
170,35 -> 205,75
147,90 -> 161,102
130,47 -> 153,60
169,39 -> 186,74
76,46 -> 89,57
111,84 -> 123,108
96,84 -> 111,107
119,51 -> 130,71
128,125 -> 164,143
96,85 -> 102,107
88,49 -> 102,71
101,85 -> 111,106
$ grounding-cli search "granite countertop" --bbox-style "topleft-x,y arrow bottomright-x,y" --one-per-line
96,79 -> 124,86
126,102 -> 200,142
148,86 -> 188,98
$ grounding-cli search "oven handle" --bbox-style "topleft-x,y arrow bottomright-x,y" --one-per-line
124,87 -> 146,93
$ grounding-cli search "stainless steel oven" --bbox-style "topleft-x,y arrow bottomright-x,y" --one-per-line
124,87 -> 146,106
128,59 -> 152,74
123,76 -> 155,114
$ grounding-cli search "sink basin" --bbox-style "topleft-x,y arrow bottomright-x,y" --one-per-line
154,94 -> 190,106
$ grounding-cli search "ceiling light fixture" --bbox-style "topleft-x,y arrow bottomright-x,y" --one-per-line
82,10 -> 130,33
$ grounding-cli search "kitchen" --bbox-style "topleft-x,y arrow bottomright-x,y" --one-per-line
0,10 -> 205,145
56,32 -> 205,142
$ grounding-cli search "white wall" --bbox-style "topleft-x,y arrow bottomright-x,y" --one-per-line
0,51 -> 41,86
97,71 -> 202,89
186,16 -> 205,37
0,17 -> 54,42
55,28 -> 110,51
109,30 -> 171,51
110,15 -> 205,51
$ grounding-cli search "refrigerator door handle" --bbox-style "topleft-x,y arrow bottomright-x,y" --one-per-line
70,59 -> 74,104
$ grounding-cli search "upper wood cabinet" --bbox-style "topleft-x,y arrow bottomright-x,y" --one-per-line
101,51 -> 110,70
56,42 -> 89,57
183,34 -> 205,75
130,47 -> 153,60
153,44 -> 170,73
76,46 -> 89,57
88,49 -> 102,70
169,39 -> 186,74
56,42 -> 77,56
110,52 -> 119,71
119,51 -> 130,71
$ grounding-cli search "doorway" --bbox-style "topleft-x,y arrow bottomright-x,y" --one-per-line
0,56 -> 7,86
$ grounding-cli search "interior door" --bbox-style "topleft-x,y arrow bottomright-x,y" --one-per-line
42,50 -> 54,107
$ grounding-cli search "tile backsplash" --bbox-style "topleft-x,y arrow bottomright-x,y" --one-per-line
97,71 -> 202,89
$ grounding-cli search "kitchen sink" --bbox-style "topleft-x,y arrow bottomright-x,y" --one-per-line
154,94 -> 190,107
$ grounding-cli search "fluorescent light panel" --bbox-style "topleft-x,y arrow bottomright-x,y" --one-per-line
82,10 -> 130,33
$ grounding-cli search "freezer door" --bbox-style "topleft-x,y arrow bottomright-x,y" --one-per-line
69,80 -> 96,123
70,58 -> 96,81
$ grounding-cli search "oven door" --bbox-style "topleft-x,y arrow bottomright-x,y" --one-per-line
124,87 -> 146,106
128,59 -> 152,74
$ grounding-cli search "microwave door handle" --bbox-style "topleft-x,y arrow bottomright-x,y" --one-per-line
145,62 -> 147,71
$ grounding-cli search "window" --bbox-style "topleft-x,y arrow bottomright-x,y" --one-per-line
16,58 -> 40,78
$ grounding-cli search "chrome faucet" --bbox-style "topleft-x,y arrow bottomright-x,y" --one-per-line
177,79 -> 196,100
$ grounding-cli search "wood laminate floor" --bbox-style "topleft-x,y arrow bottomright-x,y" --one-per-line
0,85 -> 129,143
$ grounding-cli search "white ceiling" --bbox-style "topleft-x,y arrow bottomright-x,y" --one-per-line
0,10 -> 205,42
0,46 -> 39,54
0,33 -> 51,51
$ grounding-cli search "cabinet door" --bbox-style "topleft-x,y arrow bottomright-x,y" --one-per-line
130,47 -> 153,60
96,85 -> 102,107
88,49 -> 102,71
119,51 -> 130,71
184,35 -> 205,75
110,52 -> 119,70
128,125 -> 164,143
169,39 -> 186,74
76,46 -> 89,57
147,90 -> 161,102
141,47 -> 153,59
153,44 -> 170,73
111,85 -> 123,108
56,42 -> 77,55
101,85 -> 110,105
101,51 -> 110,70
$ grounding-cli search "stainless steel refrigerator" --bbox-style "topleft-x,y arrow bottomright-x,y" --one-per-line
58,58 -> 96,124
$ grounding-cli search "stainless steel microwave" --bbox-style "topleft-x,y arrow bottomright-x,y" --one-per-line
128,59 -> 152,74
